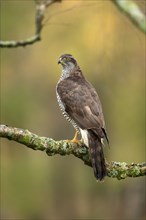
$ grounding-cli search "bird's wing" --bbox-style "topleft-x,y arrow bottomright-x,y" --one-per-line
57,77 -> 106,138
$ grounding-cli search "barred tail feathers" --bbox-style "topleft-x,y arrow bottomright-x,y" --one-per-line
88,130 -> 107,181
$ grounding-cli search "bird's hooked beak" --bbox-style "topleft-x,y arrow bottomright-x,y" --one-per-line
58,58 -> 62,65
58,58 -> 66,66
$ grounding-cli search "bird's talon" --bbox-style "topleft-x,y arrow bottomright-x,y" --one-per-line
66,139 -> 81,143
65,131 -> 80,143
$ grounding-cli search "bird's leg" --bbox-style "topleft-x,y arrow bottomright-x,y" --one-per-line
66,131 -> 81,143
71,131 -> 80,143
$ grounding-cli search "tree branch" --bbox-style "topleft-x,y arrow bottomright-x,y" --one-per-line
0,0 -> 62,48
1,0 -> 145,48
0,125 -> 145,180
112,0 -> 146,34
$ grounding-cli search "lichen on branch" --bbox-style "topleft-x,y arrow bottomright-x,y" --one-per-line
0,125 -> 145,180
112,0 -> 146,34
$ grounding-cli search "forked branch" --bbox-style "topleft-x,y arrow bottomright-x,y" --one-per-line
0,0 -> 62,48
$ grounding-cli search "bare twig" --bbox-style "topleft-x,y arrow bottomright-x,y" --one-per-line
0,0 -> 62,48
112,0 -> 146,34
1,0 -> 145,48
0,125 -> 145,180
0,35 -> 41,48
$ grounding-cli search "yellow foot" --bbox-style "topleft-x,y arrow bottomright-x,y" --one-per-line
66,131 -> 81,143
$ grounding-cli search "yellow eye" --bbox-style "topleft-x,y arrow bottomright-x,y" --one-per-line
63,57 -> 70,62
63,57 -> 67,61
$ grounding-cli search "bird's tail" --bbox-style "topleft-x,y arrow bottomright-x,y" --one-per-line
88,130 -> 107,181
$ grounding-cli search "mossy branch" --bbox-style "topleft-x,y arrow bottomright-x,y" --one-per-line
0,125 -> 145,180
112,0 -> 146,34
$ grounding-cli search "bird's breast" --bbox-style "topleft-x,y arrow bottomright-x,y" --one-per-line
56,87 -> 79,132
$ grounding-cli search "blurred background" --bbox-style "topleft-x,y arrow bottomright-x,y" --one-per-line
0,0 -> 145,219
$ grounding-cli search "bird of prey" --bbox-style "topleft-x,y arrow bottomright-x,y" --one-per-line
56,54 -> 108,181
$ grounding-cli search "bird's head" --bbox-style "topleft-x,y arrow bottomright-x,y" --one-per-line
58,54 -> 77,70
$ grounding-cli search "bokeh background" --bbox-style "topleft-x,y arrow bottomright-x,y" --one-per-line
0,0 -> 145,219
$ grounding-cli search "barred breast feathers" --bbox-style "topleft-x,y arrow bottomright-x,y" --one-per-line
56,90 -> 79,132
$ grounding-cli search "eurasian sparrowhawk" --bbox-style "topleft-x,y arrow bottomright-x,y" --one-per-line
56,54 -> 108,181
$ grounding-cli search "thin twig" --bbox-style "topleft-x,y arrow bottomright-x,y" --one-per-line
0,0 -> 62,48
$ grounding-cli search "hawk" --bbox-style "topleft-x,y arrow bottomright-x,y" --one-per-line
56,54 -> 108,181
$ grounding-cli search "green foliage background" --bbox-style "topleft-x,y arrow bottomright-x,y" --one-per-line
0,0 -> 145,219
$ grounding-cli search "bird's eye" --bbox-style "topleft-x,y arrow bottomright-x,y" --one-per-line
63,57 -> 69,62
